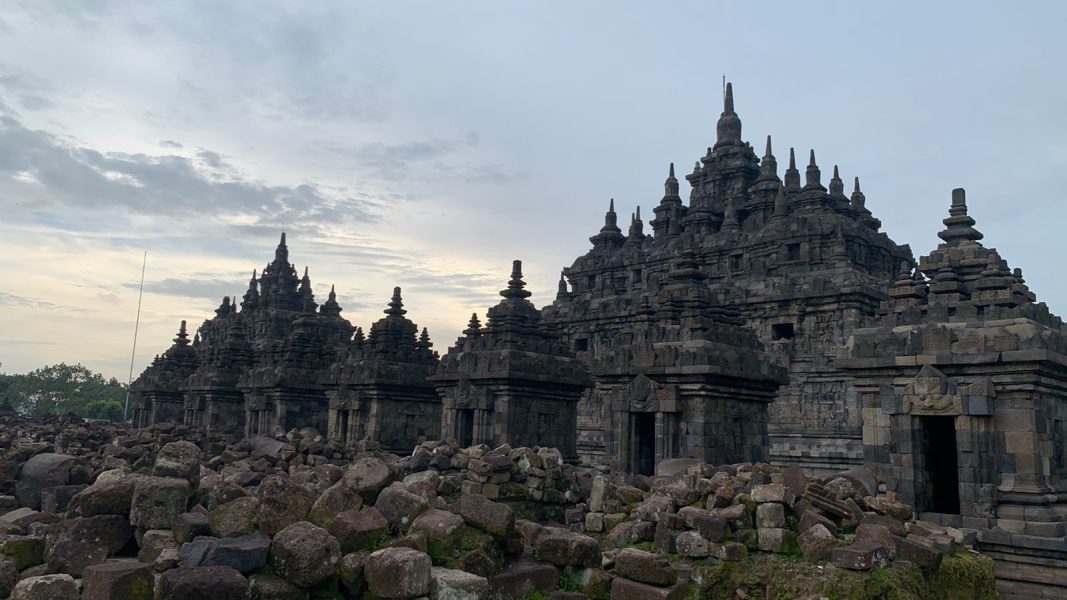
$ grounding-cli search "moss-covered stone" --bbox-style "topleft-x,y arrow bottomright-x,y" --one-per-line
687,552 -> 996,600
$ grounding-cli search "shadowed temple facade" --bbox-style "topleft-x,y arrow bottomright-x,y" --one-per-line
129,84 -> 1067,596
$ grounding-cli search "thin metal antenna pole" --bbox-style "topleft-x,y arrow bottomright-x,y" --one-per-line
123,251 -> 147,423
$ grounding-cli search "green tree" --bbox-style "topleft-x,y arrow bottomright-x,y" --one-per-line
0,363 -> 127,420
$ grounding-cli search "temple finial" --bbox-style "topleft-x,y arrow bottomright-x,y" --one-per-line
609,198 -> 615,212
662,163 -> 680,200
784,147 -> 801,191
463,313 -> 482,337
385,286 -> 406,316
803,149 -> 822,188
937,187 -> 983,245
765,135 -> 772,157
715,82 -> 742,146
500,259 -> 532,300
853,176 -> 861,194
829,165 -> 845,198
173,320 -> 190,346
772,186 -> 788,220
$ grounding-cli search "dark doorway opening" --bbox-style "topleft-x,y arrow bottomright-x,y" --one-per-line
920,416 -> 960,514
338,411 -> 350,444
457,409 -> 475,448
634,412 -> 656,476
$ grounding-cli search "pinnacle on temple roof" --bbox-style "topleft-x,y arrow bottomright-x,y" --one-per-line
241,269 -> 260,310
215,296 -> 233,317
829,165 -> 846,198
173,320 -> 191,346
500,260 -> 533,300
772,186 -> 788,221
784,147 -> 801,191
351,326 -> 365,349
802,149 -> 825,191
937,188 -> 984,245
715,82 -> 742,148
320,284 -> 342,317
416,327 -> 433,351
602,198 -> 620,233
661,162 -> 681,203
591,198 -> 626,247
463,312 -> 482,337
556,271 -> 570,300
626,206 -> 645,242
275,231 -> 288,263
385,287 -> 407,317
851,177 -> 866,209
756,135 -> 780,183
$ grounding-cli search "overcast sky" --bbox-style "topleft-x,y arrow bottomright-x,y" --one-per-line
1,1 -> 1064,380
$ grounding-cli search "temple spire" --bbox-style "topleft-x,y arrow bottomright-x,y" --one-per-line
556,271 -> 570,300
756,135 -> 779,182
784,147 -> 801,191
591,197 -> 625,247
662,163 -> 680,201
173,320 -> 190,346
715,81 -> 742,147
463,313 -> 482,337
385,286 -> 407,317
850,177 -> 867,210
626,205 -> 645,242
274,231 -> 289,263
802,149 -> 824,190
937,187 -> 984,245
828,165 -> 846,202
320,283 -> 341,317
772,186 -> 788,221
500,260 -> 532,300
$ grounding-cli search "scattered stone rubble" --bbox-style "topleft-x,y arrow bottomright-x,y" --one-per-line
0,416 -> 995,599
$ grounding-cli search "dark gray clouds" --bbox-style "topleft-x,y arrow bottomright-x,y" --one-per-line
0,1 -> 1064,379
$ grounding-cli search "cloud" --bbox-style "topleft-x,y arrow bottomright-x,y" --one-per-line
0,64 -> 55,111
159,140 -> 183,149
129,275 -> 250,303
0,111 -> 382,229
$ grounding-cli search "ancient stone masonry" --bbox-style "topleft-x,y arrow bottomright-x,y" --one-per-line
130,321 -> 198,428
323,287 -> 441,453
233,236 -> 353,437
579,248 -> 788,475
839,189 -> 1067,599
543,83 -> 913,472
432,261 -> 591,460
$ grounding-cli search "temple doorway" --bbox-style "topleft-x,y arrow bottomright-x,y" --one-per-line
457,409 -> 475,448
920,416 -> 960,514
633,412 -> 656,476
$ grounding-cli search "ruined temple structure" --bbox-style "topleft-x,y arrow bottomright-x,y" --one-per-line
432,261 -> 590,461
129,82 -> 1067,595
129,321 -> 198,427
324,287 -> 441,452
129,234 -> 357,436
839,189 -> 1067,598
543,83 -> 914,472
572,248 -> 789,474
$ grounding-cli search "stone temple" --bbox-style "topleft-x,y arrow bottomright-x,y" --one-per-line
130,83 -> 1067,596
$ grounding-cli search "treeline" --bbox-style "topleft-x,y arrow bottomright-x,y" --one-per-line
0,363 -> 126,421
